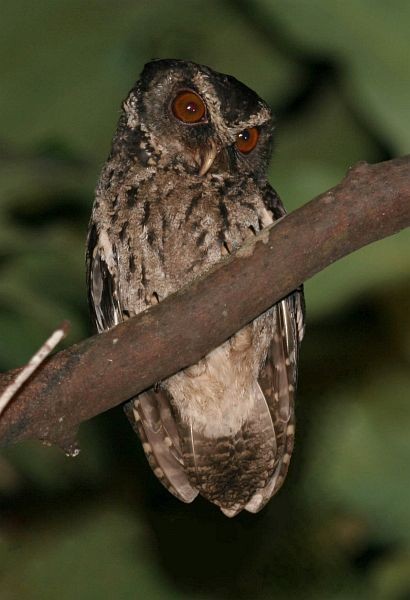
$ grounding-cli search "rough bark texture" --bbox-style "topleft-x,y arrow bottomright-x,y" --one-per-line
0,156 -> 409,451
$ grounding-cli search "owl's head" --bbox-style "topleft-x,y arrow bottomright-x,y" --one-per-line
120,59 -> 274,180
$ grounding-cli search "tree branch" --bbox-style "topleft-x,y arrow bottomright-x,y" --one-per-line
0,156 -> 409,452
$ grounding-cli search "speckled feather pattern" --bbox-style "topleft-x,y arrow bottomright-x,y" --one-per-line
86,59 -> 305,516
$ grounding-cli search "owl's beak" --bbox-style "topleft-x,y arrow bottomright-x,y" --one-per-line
197,140 -> 218,176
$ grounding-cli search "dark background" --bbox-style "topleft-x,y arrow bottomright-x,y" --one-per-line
1,1 -> 409,598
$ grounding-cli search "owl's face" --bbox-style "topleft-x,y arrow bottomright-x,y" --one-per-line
121,59 -> 274,180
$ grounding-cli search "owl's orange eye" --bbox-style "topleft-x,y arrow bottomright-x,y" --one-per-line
235,127 -> 259,153
171,90 -> 206,123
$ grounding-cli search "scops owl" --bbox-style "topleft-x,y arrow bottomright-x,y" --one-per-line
86,59 -> 305,517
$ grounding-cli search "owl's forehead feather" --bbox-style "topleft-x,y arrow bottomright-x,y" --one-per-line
192,70 -> 272,133
139,58 -> 272,130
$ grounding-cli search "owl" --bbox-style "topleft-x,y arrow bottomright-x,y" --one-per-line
86,59 -> 305,517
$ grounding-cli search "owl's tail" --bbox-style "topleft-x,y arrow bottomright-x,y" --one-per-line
125,383 -> 284,516
173,381 -> 281,516
125,299 -> 298,516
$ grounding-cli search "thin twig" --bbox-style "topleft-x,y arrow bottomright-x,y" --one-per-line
0,322 -> 69,416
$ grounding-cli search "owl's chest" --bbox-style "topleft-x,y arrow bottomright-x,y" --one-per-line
113,173 -> 272,312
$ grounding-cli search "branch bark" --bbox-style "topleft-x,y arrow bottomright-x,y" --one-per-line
0,156 -> 409,451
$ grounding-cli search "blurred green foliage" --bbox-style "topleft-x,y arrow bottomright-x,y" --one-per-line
0,1 -> 409,599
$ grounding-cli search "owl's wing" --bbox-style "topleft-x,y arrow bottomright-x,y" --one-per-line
240,180 -> 305,512
124,392 -> 198,503
260,180 -> 287,220
87,222 -> 198,503
245,290 -> 305,513
86,222 -> 123,332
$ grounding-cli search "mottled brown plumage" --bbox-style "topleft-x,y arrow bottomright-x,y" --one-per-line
86,59 -> 305,516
